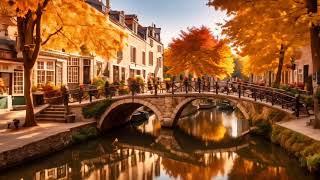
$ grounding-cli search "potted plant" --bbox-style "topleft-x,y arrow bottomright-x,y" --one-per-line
128,77 -> 143,95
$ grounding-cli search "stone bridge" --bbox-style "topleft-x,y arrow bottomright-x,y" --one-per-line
98,91 -> 297,130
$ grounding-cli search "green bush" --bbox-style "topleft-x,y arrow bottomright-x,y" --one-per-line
271,125 -> 320,172
307,154 -> 320,172
252,120 -> 272,138
82,99 -> 113,119
301,95 -> 313,107
72,127 -> 98,144
119,88 -> 129,95
92,77 -> 106,90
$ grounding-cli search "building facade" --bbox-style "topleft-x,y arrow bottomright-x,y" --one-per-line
92,1 -> 164,83
251,46 -> 313,89
0,0 -> 164,110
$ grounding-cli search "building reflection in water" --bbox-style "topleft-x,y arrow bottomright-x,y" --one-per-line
30,150 -> 298,180
4,107 -> 316,180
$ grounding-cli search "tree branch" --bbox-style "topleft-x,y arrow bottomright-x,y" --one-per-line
41,26 -> 63,45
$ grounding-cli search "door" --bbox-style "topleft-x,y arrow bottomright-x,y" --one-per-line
56,62 -> 63,86
83,59 -> 91,84
303,65 -> 309,84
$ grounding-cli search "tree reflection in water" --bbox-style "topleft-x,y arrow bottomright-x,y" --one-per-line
0,108 -> 318,180
178,108 -> 249,143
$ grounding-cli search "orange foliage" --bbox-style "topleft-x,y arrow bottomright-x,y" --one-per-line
209,0 -> 309,76
0,0 -> 126,58
165,26 -> 234,78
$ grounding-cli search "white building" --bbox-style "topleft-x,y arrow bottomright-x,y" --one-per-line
93,1 -> 164,83
0,0 -> 164,110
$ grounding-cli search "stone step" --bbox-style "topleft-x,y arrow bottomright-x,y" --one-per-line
37,113 -> 65,118
42,110 -> 65,114
36,117 -> 66,122
46,107 -> 65,111
51,105 -> 65,108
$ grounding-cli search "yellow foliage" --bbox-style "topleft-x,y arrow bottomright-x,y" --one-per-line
0,0 -> 126,59
209,0 -> 309,74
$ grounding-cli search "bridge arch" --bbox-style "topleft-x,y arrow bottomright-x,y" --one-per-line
170,96 -> 250,127
98,99 -> 163,130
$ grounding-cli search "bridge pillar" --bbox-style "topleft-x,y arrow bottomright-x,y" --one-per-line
159,96 -> 176,128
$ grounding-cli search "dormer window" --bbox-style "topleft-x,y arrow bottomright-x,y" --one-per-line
132,22 -> 138,34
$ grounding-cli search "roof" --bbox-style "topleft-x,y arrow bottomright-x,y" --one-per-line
0,39 -> 16,51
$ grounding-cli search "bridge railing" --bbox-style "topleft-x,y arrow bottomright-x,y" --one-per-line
62,79 -> 310,118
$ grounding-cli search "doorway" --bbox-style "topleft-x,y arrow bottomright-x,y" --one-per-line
83,59 -> 91,84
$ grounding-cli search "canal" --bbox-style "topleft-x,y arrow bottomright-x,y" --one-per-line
0,105 -> 318,180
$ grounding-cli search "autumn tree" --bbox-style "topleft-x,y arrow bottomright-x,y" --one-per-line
164,26 -> 234,79
0,0 -> 125,127
209,0 -> 309,87
209,0 -> 320,128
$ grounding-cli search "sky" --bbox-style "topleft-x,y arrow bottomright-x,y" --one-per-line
108,0 -> 228,47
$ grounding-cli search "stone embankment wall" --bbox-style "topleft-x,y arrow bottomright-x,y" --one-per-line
0,122 -> 96,170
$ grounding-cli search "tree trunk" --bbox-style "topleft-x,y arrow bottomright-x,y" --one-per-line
310,25 -> 320,128
23,66 -> 37,127
307,0 -> 320,128
274,44 -> 286,87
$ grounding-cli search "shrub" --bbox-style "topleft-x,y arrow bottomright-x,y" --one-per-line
252,120 -> 272,138
82,99 -> 113,119
72,127 -> 98,144
301,95 -> 313,107
271,125 -> 320,172
119,88 -> 129,95
128,77 -> 144,94
92,77 -> 106,90
42,82 -> 61,98
307,154 -> 320,172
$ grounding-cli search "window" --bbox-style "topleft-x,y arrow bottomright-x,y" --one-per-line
103,62 -> 110,77
149,51 -> 153,66
113,65 -> 120,82
14,70 -> 23,94
56,62 -> 63,86
96,62 -> 103,76
121,67 -> 126,81
157,45 -> 162,53
142,52 -> 146,65
37,61 -> 55,86
117,51 -> 123,61
130,46 -> 136,63
68,58 -> 79,83
150,39 -> 154,47
143,70 -> 146,79
130,69 -> 135,78
157,57 -> 162,68
132,22 -> 138,34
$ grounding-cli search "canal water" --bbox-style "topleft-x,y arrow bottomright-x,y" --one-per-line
0,107 -> 318,180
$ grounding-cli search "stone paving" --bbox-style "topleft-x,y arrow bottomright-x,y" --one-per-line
0,121 -> 95,153
0,104 -> 49,130
277,116 -> 320,141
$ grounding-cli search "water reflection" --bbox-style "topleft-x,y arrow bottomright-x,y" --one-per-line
0,108 -> 318,180
178,108 -> 249,143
